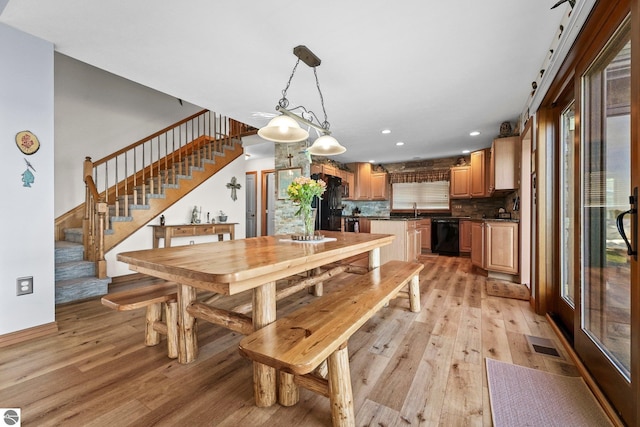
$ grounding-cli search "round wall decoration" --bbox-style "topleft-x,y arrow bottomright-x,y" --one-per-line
15,130 -> 40,155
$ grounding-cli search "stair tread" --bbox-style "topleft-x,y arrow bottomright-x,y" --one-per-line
56,276 -> 112,286
57,259 -> 94,267
55,241 -> 83,249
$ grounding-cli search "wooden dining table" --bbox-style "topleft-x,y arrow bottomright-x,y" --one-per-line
117,230 -> 394,407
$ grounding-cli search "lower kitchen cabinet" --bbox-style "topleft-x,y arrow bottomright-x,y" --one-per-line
471,220 -> 519,275
485,221 -> 519,274
470,221 -> 485,267
370,219 -> 420,264
459,219 -> 472,253
417,219 -> 431,252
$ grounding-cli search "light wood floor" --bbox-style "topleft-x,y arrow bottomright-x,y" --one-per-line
0,256 -> 580,426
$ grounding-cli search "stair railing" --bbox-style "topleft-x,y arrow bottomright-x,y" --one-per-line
82,109 -> 255,273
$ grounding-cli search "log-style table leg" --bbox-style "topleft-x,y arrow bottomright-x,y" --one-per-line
369,247 -> 381,270
176,283 -> 198,364
253,281 -> 277,407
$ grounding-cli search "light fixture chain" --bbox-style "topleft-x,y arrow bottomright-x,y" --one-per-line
314,67 -> 330,131
279,58 -> 301,109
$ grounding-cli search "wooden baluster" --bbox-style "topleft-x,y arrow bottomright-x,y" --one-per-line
132,148 -> 138,205
123,154 -> 129,217
141,144 -> 146,205
164,133 -> 168,186
114,157 -> 120,218
148,140 -> 155,195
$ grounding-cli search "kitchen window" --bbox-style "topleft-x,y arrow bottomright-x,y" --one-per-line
391,181 -> 450,211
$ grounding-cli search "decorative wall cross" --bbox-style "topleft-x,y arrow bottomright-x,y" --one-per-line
226,176 -> 242,201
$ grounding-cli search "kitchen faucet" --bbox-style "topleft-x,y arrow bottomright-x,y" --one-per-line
413,202 -> 418,218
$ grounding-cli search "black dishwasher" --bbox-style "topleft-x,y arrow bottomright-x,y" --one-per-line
431,218 -> 460,256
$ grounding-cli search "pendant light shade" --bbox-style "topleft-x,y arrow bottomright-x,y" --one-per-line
258,46 -> 346,154
307,134 -> 346,156
257,114 -> 309,143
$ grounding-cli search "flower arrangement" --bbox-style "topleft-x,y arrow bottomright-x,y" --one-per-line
286,176 -> 326,236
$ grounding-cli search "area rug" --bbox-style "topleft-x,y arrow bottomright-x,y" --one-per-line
485,280 -> 529,300
486,358 -> 613,427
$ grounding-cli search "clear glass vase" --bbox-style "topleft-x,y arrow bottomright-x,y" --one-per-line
301,205 -> 317,237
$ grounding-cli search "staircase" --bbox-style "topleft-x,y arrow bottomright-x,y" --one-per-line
54,109 -> 255,304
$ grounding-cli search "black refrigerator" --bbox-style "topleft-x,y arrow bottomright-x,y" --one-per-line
312,174 -> 343,231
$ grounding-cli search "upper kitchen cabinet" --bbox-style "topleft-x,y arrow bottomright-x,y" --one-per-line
370,171 -> 388,200
311,163 -> 354,199
350,162 -> 387,200
489,136 -> 519,194
470,149 -> 490,197
450,165 -> 471,198
340,170 -> 355,199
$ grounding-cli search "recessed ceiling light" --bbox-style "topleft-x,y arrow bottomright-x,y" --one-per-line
368,159 -> 375,163
381,129 -> 391,134
396,141 -> 404,146
469,131 -> 481,136
462,150 -> 470,154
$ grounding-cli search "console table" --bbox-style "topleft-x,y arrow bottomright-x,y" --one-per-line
150,223 -> 237,248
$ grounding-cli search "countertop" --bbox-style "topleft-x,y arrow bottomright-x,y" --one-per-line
345,215 -> 518,223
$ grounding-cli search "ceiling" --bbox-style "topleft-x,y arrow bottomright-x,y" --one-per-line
0,1 -> 569,163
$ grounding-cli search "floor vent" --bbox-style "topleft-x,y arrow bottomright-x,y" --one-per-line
525,335 -> 563,359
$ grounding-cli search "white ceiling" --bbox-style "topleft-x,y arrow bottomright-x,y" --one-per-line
0,1 -> 569,163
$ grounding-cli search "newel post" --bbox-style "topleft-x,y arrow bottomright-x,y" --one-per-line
83,157 -> 94,260
95,201 -> 108,278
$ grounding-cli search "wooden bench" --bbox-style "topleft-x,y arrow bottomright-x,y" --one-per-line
101,282 -> 178,358
238,260 -> 424,427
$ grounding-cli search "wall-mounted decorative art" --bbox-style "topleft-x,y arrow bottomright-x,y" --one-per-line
15,130 -> 40,155
21,158 -> 36,187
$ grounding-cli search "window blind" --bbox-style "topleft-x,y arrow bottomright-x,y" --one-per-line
391,181 -> 450,210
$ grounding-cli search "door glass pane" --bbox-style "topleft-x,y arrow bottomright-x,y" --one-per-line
560,102 -> 576,307
581,36 -> 631,380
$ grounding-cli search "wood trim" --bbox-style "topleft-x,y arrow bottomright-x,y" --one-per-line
631,0 -> 640,423
539,0 -> 631,110
0,322 -> 58,348
533,107 -> 554,316
260,169 -> 275,236
546,314 -> 625,427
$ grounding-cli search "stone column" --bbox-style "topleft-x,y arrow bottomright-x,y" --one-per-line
274,141 -> 311,235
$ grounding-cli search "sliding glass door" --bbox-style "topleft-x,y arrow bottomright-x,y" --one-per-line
577,19 -> 634,425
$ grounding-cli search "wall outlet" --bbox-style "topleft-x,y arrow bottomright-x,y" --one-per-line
17,276 -> 33,296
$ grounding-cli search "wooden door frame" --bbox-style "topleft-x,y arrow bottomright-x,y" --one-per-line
260,169 -> 275,236
245,171 -> 257,237
533,0 -> 637,424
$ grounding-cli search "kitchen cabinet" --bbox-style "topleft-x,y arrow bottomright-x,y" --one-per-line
370,172 -> 388,200
358,217 -> 371,233
417,218 -> 431,252
350,162 -> 388,200
459,219 -> 472,253
489,136 -> 519,194
470,220 -> 519,275
450,166 -> 471,198
470,221 -> 485,267
370,219 -> 420,264
470,149 -> 489,197
311,163 -> 354,199
341,170 -> 355,199
485,221 -> 519,274
353,162 -> 372,200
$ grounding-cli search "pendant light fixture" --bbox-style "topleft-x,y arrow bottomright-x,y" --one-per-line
258,45 -> 346,156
